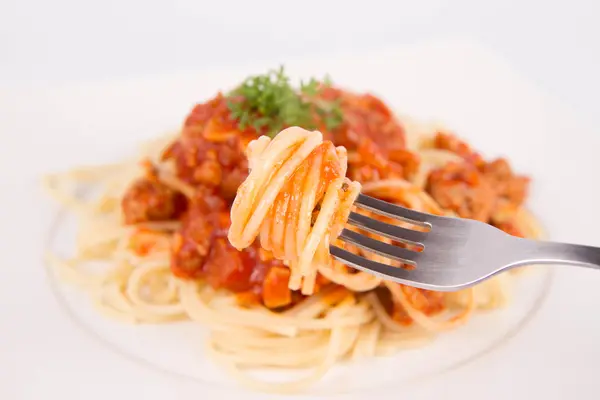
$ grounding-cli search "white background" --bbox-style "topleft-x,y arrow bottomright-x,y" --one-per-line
1,0 -> 599,121
2,2 -> 600,399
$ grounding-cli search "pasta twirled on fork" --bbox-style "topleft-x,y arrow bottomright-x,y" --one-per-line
229,127 -> 363,294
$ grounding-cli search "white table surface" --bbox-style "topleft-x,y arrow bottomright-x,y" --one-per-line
1,0 -> 599,122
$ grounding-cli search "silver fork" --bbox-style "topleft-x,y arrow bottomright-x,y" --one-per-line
330,193 -> 600,291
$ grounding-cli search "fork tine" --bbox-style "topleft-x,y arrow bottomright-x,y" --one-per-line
330,245 -> 424,287
338,229 -> 418,267
347,212 -> 427,248
354,193 -> 432,228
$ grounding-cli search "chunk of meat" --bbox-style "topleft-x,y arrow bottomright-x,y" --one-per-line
481,158 -> 530,205
163,137 -> 248,203
388,149 -> 421,179
121,178 -> 185,224
426,162 -> 496,221
170,189 -> 225,279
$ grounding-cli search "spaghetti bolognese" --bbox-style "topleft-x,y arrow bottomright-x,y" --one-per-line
44,67 -> 542,393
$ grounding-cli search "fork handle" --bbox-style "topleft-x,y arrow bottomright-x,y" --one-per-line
517,239 -> 600,270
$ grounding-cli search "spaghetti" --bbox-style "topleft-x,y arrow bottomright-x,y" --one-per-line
43,68 -> 541,393
229,127 -> 361,294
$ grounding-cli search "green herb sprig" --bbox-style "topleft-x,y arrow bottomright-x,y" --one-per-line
226,66 -> 343,137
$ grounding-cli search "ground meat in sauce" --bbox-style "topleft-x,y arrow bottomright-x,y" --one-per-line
427,162 -> 496,221
319,87 -> 417,182
123,94 -> 297,308
121,177 -> 186,224
160,88 -> 417,308
162,95 -> 253,202
169,187 -> 293,307
432,132 -> 529,207
481,158 -> 530,205
428,132 -> 530,230
163,136 -> 249,203
120,88 -> 531,318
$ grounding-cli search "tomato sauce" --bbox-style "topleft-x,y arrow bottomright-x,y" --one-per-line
120,86 -> 528,318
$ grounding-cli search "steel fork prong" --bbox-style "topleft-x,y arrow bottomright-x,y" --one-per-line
329,245 -> 426,287
354,193 -> 434,228
338,229 -> 418,267
347,212 -> 427,249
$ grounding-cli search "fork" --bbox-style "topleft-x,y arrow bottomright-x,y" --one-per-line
330,194 -> 600,291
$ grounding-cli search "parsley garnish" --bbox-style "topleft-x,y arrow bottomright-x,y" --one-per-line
226,66 -> 343,137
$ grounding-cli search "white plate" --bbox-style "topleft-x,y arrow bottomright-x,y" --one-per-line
2,38 -> 600,400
